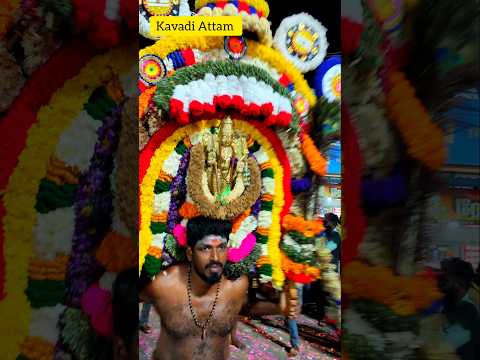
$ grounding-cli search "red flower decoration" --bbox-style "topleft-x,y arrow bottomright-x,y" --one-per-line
341,17 -> 363,56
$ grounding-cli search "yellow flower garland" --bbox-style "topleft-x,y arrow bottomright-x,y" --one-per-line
139,37 -> 316,107
0,44 -> 134,359
139,121 -> 213,273
139,120 -> 286,288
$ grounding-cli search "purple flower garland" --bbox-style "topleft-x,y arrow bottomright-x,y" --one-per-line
291,176 -> 312,194
55,104 -> 123,357
167,150 -> 189,233
362,174 -> 407,210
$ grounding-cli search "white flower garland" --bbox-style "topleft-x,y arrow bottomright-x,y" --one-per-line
171,73 -> 293,118
33,207 -> 75,260
99,272 -> 117,292
344,308 -> 386,353
54,111 -> 102,172
282,234 -> 316,255
229,215 -> 258,249
28,304 -> 66,344
154,192 -> 171,213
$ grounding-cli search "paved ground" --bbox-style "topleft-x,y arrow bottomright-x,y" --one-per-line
139,306 -> 340,360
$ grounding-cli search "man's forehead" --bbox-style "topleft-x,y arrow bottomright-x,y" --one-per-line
198,234 -> 228,245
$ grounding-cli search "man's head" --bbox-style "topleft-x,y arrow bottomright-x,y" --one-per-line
186,216 -> 232,285
438,257 -> 475,299
323,213 -> 340,232
112,268 -> 138,360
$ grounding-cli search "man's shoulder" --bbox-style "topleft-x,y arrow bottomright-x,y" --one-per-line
150,264 -> 186,288
223,275 -> 249,293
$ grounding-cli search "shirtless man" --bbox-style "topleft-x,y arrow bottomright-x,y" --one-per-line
141,216 -> 249,360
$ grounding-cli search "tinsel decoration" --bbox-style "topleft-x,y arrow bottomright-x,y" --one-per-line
310,97 -> 340,150
58,308 -> 96,360
352,300 -> 418,333
224,244 -> 261,280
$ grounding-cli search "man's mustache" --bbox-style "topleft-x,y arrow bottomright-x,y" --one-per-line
206,261 -> 223,270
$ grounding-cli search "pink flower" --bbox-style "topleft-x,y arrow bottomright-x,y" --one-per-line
81,284 -> 113,337
227,233 -> 256,262
173,224 -> 187,247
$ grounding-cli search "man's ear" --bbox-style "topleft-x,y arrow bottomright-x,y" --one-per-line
186,246 -> 193,262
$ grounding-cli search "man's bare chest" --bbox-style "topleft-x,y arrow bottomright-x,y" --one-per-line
157,297 -> 240,339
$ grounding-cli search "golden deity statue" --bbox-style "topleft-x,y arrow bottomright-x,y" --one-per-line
202,118 -> 249,205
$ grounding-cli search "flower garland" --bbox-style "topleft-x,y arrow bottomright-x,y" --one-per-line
386,71 -> 446,169
362,173 -> 408,210
237,121 -> 289,288
139,119 -> 291,288
280,232 -> 317,264
139,123 -> 201,275
281,214 -> 324,237
0,41 -> 98,297
72,0 -> 136,49
0,45 -> 132,359
341,17 -> 364,57
343,261 -> 442,316
194,0 -> 270,17
139,86 -> 156,119
139,37 -> 316,107
342,106 -> 367,265
197,5 -> 272,46
280,252 -> 320,283
17,82 -> 122,359
95,231 -> 137,272
154,61 -> 298,127
56,102 -> 123,358
300,133 -> 327,176
64,104 -> 122,308
0,0 -> 20,36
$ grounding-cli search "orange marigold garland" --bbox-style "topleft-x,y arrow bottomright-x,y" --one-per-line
95,231 -> 138,272
386,71 -> 446,170
301,133 -> 328,176
343,261 -> 442,316
282,214 -> 324,237
139,86 -> 156,119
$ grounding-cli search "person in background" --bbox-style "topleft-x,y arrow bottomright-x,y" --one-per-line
112,267 -> 139,360
321,213 -> 341,272
438,258 -> 479,360
285,281 -> 304,357
139,302 -> 152,333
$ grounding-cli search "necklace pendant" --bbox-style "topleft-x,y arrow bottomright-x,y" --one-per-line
202,328 -> 206,340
